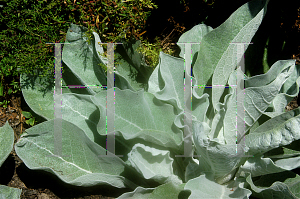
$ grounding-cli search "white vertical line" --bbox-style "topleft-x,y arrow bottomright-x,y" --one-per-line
54,43 -> 62,157
106,43 -> 115,156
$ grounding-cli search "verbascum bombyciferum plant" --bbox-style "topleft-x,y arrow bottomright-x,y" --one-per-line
1,0 -> 300,198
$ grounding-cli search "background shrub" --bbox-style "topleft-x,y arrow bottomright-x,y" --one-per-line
0,0 -> 158,82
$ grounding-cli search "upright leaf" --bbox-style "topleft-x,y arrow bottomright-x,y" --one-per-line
193,0 -> 269,111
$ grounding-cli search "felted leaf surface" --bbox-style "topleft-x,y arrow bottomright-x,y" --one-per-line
177,24 -> 214,65
244,107 -> 300,155
184,172 -> 252,198
127,143 -> 182,184
62,24 -> 153,93
244,171 -> 300,199
91,87 -> 184,153
14,118 -> 140,189
117,182 -> 186,199
193,120 -> 243,182
0,121 -> 14,167
62,23 -> 107,94
0,185 -> 22,199
20,75 -> 100,142
237,155 -> 300,178
148,51 -> 185,113
224,60 -> 296,144
192,0 -> 269,111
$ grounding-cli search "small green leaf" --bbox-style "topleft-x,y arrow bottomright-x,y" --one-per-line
29,118 -> 35,126
22,111 -> 32,118
8,88 -> 12,95
0,85 -> 3,96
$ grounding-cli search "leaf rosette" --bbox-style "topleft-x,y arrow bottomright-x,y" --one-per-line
1,0 -> 299,198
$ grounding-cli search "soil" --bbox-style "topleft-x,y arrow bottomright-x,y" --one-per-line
1,1 -> 300,198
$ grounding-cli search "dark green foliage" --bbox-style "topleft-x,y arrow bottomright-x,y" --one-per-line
0,0 -> 157,82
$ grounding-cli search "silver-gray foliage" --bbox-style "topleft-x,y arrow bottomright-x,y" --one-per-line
0,0 -> 299,198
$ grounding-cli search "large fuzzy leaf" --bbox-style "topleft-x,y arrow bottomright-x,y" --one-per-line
20,75 -> 101,142
14,118 -> 144,189
148,52 -> 185,113
61,23 -> 107,94
91,87 -> 184,153
244,107 -> 300,156
20,74 -> 55,121
244,171 -> 300,199
62,24 -> 153,93
236,155 -> 300,179
0,121 -> 14,167
192,120 -> 244,183
0,185 -> 22,199
127,143 -> 182,184
184,172 -> 252,198
192,0 -> 269,111
117,181 -> 187,199
177,24 -> 214,66
224,60 -> 296,144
